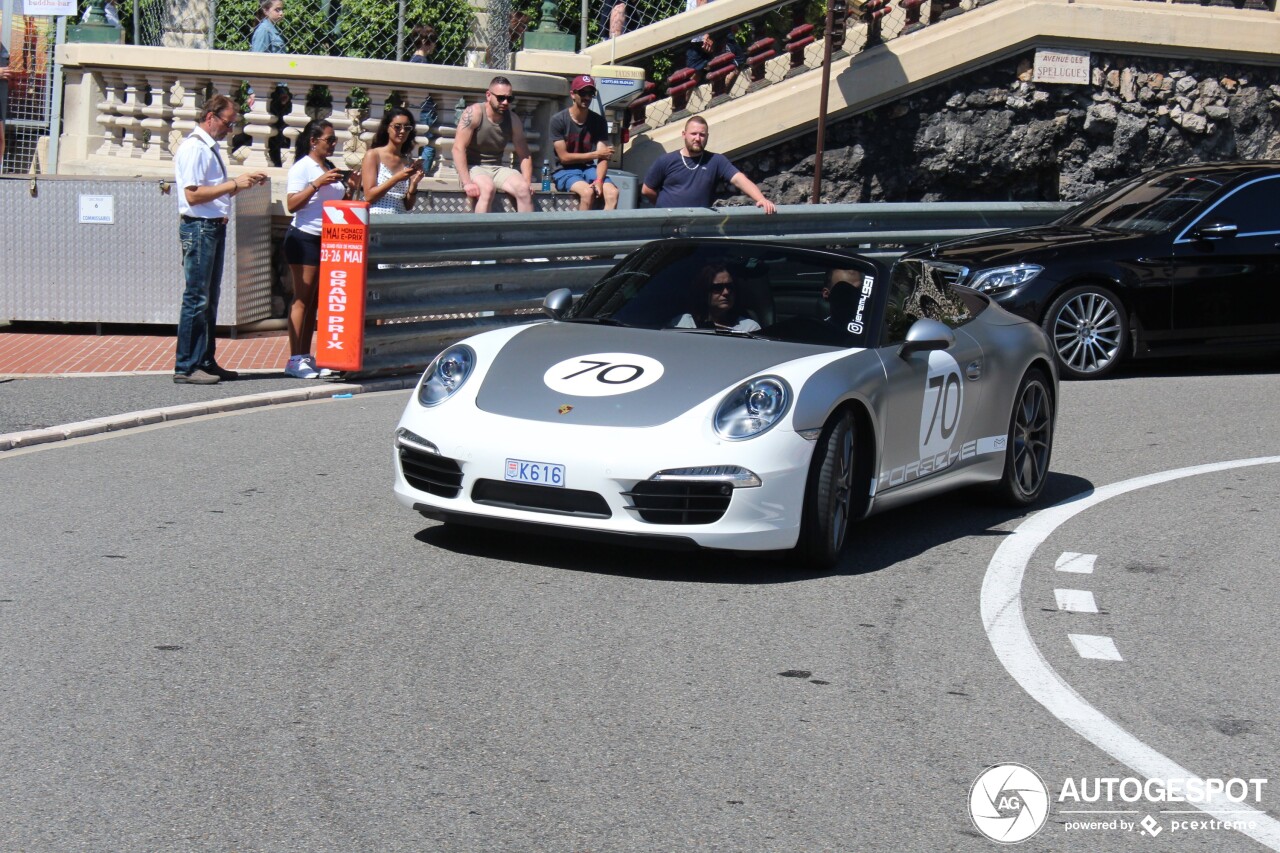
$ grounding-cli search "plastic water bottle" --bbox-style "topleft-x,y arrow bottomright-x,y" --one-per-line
541,160 -> 551,193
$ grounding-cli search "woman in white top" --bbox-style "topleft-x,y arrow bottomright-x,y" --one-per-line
361,107 -> 424,214
282,119 -> 346,378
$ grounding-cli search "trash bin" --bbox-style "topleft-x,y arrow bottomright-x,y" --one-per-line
609,169 -> 640,210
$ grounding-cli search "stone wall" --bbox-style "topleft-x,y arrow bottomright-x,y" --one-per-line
732,52 -> 1280,206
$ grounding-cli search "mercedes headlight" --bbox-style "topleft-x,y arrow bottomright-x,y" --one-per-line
713,376 -> 791,440
418,344 -> 476,406
969,264 -> 1043,294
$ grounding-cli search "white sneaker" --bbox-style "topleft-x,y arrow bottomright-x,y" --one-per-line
301,354 -> 336,378
285,354 -> 320,379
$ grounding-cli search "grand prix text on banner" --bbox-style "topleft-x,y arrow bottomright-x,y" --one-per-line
317,201 -> 370,373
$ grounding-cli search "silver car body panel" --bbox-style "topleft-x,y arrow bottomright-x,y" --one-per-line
474,322 -> 838,428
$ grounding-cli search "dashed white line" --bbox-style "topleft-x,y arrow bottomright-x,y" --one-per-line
1055,551 -> 1097,574
1068,633 -> 1123,661
1054,588 -> 1099,614
981,455 -> 1280,851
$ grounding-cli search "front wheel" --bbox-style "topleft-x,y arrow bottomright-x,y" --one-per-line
794,412 -> 856,569
992,370 -> 1055,506
1042,285 -> 1128,380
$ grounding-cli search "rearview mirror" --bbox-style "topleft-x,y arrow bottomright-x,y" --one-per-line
542,288 -> 573,319
898,318 -> 955,359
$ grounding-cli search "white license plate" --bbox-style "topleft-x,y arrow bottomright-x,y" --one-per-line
505,458 -> 566,488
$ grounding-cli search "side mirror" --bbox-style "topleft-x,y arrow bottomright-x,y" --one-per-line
898,318 -> 955,359
1190,221 -> 1237,241
542,288 -> 573,319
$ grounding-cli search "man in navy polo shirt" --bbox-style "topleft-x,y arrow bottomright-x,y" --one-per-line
641,115 -> 775,212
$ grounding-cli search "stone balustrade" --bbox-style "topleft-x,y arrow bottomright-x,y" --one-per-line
57,44 -> 572,210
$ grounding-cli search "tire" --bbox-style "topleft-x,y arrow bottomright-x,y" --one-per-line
1042,285 -> 1128,380
795,411 -> 856,569
992,369 -> 1054,506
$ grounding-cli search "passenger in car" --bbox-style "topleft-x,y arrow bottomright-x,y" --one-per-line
826,277 -> 859,329
672,262 -> 762,332
822,268 -> 861,316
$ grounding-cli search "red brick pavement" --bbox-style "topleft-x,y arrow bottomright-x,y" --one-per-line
0,326 -> 292,376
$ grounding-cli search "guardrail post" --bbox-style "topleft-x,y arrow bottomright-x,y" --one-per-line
316,201 -> 371,373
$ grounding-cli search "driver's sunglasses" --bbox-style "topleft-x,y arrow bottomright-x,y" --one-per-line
576,89 -> 597,98
489,93 -> 514,103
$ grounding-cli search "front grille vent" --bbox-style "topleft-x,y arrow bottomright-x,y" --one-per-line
623,481 -> 732,525
399,446 -> 463,498
471,480 -> 612,518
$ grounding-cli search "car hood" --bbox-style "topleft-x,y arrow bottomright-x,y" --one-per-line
922,224 -> 1147,266
473,321 -> 838,427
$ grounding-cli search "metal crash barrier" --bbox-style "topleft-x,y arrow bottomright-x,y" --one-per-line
317,201 -> 1072,378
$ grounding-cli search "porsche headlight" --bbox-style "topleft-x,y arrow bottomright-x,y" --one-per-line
714,376 -> 791,440
418,344 -> 476,407
969,263 -> 1043,294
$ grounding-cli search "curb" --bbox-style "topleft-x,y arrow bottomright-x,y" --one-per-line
0,376 -> 418,452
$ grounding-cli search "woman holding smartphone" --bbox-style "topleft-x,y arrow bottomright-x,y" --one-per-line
282,119 -> 346,379
361,107 -> 423,214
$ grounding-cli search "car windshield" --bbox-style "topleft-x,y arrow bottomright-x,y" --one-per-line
1056,171 -> 1229,233
564,242 -> 882,349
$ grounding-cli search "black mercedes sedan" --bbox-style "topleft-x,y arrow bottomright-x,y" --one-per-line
897,161 -> 1280,379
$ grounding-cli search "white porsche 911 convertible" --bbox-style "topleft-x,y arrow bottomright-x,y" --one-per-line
394,238 -> 1058,568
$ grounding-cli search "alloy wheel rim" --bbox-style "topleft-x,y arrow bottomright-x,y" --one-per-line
830,427 -> 854,552
1012,382 -> 1052,496
1052,292 -> 1121,374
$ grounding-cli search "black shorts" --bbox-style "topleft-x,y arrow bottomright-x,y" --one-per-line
283,227 -> 321,267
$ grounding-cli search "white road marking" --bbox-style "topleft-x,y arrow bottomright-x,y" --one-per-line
1069,633 -> 1122,660
1055,551 -> 1097,574
981,456 -> 1280,851
1055,589 -> 1099,613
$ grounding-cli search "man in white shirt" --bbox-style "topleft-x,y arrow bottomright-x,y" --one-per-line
173,95 -> 268,384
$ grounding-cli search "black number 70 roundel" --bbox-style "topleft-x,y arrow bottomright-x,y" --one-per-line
542,353 -> 666,397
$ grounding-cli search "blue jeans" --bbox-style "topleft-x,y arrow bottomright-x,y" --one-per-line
176,217 -> 226,375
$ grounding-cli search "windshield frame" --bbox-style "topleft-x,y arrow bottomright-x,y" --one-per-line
1054,168 -> 1235,234
563,239 -> 888,350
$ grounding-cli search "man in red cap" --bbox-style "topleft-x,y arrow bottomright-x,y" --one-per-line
548,74 -> 619,210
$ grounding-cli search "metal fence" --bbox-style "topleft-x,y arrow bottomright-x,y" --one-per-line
598,0 -> 933,98
88,0 -> 486,66
1,13 -> 57,175
346,201 -> 1071,376
585,0 -> 686,45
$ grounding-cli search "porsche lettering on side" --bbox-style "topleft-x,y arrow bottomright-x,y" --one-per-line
394,239 -> 1059,568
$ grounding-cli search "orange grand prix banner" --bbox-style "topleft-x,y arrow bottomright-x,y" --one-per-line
316,201 -> 370,373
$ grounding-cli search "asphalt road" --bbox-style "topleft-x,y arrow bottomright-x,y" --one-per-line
1,362 -> 1277,851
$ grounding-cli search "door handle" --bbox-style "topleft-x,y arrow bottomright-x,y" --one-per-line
966,360 -> 982,381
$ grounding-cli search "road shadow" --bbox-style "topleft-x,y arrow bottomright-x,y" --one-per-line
412,470 -> 1095,584
1089,350 -> 1280,382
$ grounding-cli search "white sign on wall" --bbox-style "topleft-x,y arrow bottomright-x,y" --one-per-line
78,195 -> 116,224
23,0 -> 76,15
1033,49 -> 1091,85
